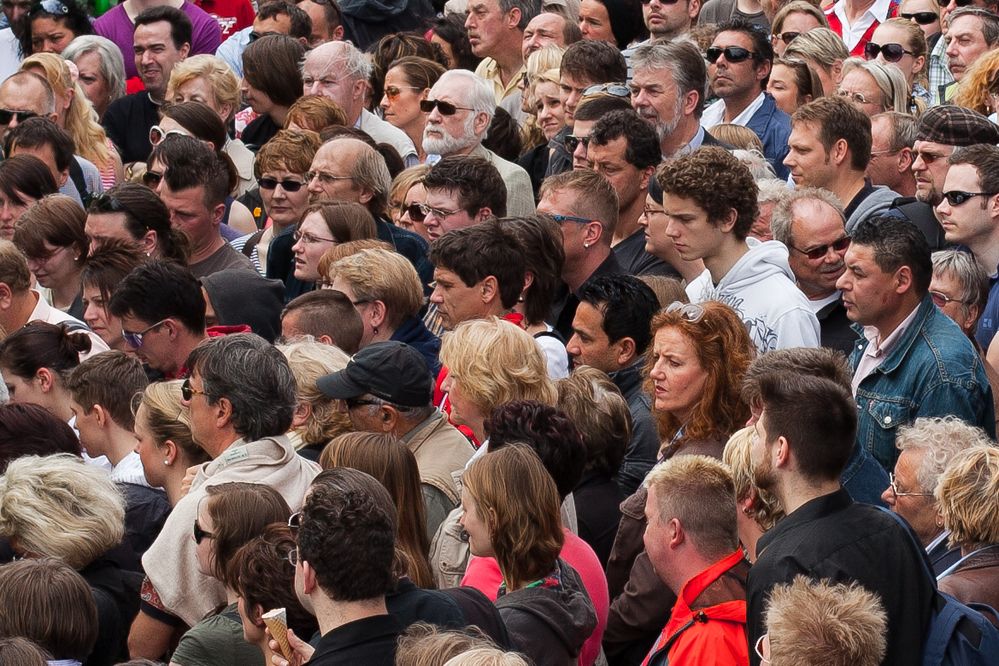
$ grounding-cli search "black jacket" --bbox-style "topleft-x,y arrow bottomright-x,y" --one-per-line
611,359 -> 660,497
816,296 -> 858,357
306,614 -> 402,666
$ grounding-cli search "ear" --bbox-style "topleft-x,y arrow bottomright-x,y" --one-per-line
161,439 -> 179,465
613,336 -> 637,366
352,77 -> 368,103
911,55 -> 926,77
473,206 -> 493,224
92,403 -> 111,428
639,166 -> 654,192
667,517 -> 684,548
774,435 -> 791,469
584,220 -> 604,246
755,59 -> 772,85
211,203 -> 226,226
718,207 -> 738,234
317,334 -> 335,345
301,560 -> 318,595
218,103 -> 234,122
688,0 -> 701,19
473,111 -> 491,137
967,302 -> 981,328
896,147 -> 914,174
46,112 -> 58,124
142,230 -> 158,257
179,43 -> 191,59
681,88 -> 699,117
0,282 -> 13,310
830,137 -> 850,167
480,275 -> 499,305
161,318 -> 181,341
368,299 -> 387,329
894,265 -> 913,294
332,25 -> 345,40
356,186 -> 374,205
36,367 -> 55,393
379,405 -> 397,433
57,168 -> 69,188
291,401 -> 312,429
214,395 -> 235,430
831,59 -> 844,85
506,7 -> 522,29
251,603 -> 266,627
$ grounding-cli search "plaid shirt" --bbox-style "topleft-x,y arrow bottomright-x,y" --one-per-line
928,36 -> 954,106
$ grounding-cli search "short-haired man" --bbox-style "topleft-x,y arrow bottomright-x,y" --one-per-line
422,70 -> 534,216
661,147 -> 819,353
945,7 -> 999,84
102,7 -> 192,164
643,455 -> 749,665
216,1 -> 313,78
468,0 -> 541,109
318,341 -> 474,537
420,155 -> 507,240
538,169 -> 623,339
522,11 -> 580,57
746,369 -> 935,666
643,0 -> 699,41
85,182 -> 177,259
836,215 -> 995,471
937,143 -> 999,351
568,93 -> 632,171
927,0 -> 999,104
568,274 -> 661,496
868,111 -> 917,199
630,41 -> 728,159
587,110 -> 673,277
295,468 -> 402,663
770,187 -> 856,356
298,0 -> 345,47
281,289 -> 363,354
302,41 -> 417,164
702,18 -> 792,179
108,261 -> 209,378
0,71 -> 56,142
5,116 -> 104,207
158,137 -> 254,278
132,334 -> 319,655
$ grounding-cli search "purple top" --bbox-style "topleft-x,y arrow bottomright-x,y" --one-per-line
94,2 -> 223,80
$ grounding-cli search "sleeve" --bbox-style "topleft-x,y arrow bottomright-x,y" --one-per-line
917,376 -> 996,439
505,166 -> 538,217
422,483 -> 456,543
191,11 -> 223,56
214,32 -> 244,77
773,306 -> 821,351
617,400 -> 659,497
604,551 -> 676,649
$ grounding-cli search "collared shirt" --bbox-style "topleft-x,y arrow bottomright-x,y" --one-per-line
474,57 -> 525,105
701,91 -> 767,129
111,451 -> 152,486
307,614 -> 402,665
851,303 -> 921,394
928,35 -> 954,106
830,0 -> 894,51
672,125 -> 706,158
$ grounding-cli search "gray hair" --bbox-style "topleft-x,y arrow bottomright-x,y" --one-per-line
732,149 -> 778,180
306,40 -> 373,82
758,178 -> 791,205
337,138 -> 392,214
631,39 -> 707,118
500,0 -> 542,31
187,333 -> 297,442
949,7 -> 999,47
434,69 -> 497,121
841,58 -> 910,114
932,248 -> 990,318
896,416 -> 994,492
770,186 -> 845,246
872,111 -> 918,152
61,35 -> 127,105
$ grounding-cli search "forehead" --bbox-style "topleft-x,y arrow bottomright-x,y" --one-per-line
0,77 -> 48,108
913,139 -> 954,155
573,119 -> 597,136
712,30 -> 754,49
841,68 -> 877,88
561,71 -> 595,89
661,191 -> 707,214
790,120 -> 823,141
312,143 -> 349,169
430,76 -> 468,102
135,20 -> 173,44
86,211 -> 128,231
162,183 -> 207,208
632,66 -> 676,88
790,199 -> 843,233
528,13 -> 564,32
844,242 -> 881,269
949,15 -> 985,34
589,135 -> 630,161
255,13 -> 291,30
872,22 -> 909,42
425,187 -> 461,206
304,51 -> 347,77
469,0 -> 501,12
538,186 -> 577,213
943,162 -> 982,184
433,266 -> 466,284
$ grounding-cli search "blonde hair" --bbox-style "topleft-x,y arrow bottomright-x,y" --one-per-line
766,575 -> 887,666
318,239 -> 394,284
523,45 -> 566,150
896,416 -> 992,494
0,454 -> 125,569
390,164 -> 430,214
841,57 -> 911,114
772,0 -> 829,34
443,650 -> 530,666
784,27 -> 850,76
711,124 -> 765,152
439,317 -> 557,416
19,54 -> 111,169
396,623 -> 514,666
936,445 -> 999,550
954,47 -> 999,115
133,380 -> 208,467
722,427 -> 785,530
166,55 -> 242,122
329,248 -> 424,326
277,340 -> 352,447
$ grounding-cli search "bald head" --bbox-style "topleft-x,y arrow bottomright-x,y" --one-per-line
308,138 -> 391,214
302,41 -> 370,122
0,73 -> 57,139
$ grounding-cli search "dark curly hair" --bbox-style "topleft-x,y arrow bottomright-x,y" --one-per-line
20,0 -> 93,56
430,14 -> 481,71
656,146 -> 759,240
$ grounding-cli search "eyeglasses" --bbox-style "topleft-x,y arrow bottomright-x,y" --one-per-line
938,0 -> 974,6
384,85 -> 422,100
142,169 -> 163,188
181,377 -> 208,401
418,202 -> 462,219
666,301 -> 705,322
148,125 -> 189,146
864,42 -> 914,63
564,134 -> 592,153
122,318 -> 168,348
285,547 -> 300,566
0,109 -> 36,125
27,244 -> 70,264
888,472 -> 934,499
549,213 -> 592,224
293,229 -> 337,244
583,83 -> 630,98
420,99 -> 475,115
306,170 -> 353,186
836,89 -> 876,106
257,177 -> 305,192
402,202 -> 427,222
790,235 -> 851,260
193,519 -> 215,544
755,635 -> 771,664
930,290 -> 971,308
705,46 -> 756,64
771,31 -> 801,45
901,11 -> 938,25
942,190 -> 998,206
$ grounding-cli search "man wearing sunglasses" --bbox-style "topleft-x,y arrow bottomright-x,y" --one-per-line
702,18 -> 792,180
0,71 -> 58,142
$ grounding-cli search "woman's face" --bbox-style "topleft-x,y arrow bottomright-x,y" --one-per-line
82,282 -> 124,351
637,193 -> 671,259
648,325 -> 708,422
380,66 -> 428,130
194,499 -> 216,577
430,33 -> 456,68
767,63 -> 804,115
292,212 -> 337,282
241,77 -> 276,117
146,157 -> 167,195
173,76 -> 230,122
870,23 -> 924,84
30,16 -> 76,54
259,168 -> 310,230
25,241 -> 80,290
535,81 -> 566,141
74,51 -> 112,117
133,404 -> 167,489
398,182 -> 430,241
2,368 -> 48,409
772,11 -> 824,57
440,373 -> 482,432
838,68 -> 886,116
900,0 -> 941,40
459,487 -> 494,558
578,0 -> 615,45
0,189 -> 35,240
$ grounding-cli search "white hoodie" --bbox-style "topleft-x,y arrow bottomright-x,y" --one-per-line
686,238 -> 821,353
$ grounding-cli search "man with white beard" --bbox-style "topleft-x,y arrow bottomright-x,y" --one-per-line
422,69 -> 535,216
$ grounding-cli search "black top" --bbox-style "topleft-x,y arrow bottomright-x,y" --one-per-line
517,142 -> 551,203
241,114 -> 281,152
386,577 -> 466,629
102,93 -> 160,164
843,181 -> 879,221
816,296 -> 858,357
574,472 -> 623,567
613,228 -> 681,278
888,197 -> 948,250
550,251 -> 623,340
305,614 -> 402,666
748,488 -> 935,666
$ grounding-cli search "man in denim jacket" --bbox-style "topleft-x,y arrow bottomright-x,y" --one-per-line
837,215 -> 995,471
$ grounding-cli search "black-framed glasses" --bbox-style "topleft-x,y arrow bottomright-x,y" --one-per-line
142,169 -> 163,188
888,472 -> 934,498
583,82 -> 630,98
901,11 -> 938,25
0,109 -> 36,125
181,377 -> 207,401
930,290 -> 971,308
344,396 -> 383,409
864,42 -> 914,63
258,177 -> 305,192
942,190 -> 998,206
193,519 -> 215,544
419,99 -> 475,115
564,134 -> 591,153
549,213 -> 592,224
938,0 -> 973,7
402,202 -> 427,222
705,46 -> 756,64
122,318 -> 168,348
771,31 -> 800,45
790,235 -> 851,260
666,301 -> 705,322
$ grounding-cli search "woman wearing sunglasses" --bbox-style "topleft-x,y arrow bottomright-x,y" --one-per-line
769,1 -> 828,57
380,56 -> 446,164
867,18 -> 930,107
899,0 -> 942,46
18,0 -> 92,56
388,164 -> 430,239
171,482 -> 292,666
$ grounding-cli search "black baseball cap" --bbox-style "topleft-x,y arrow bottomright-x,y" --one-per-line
317,341 -> 433,408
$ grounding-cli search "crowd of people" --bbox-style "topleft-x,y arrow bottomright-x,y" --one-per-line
0,0 -> 999,664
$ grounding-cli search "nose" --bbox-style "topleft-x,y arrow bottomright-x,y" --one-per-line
308,80 -> 321,95
572,140 -> 587,163
835,272 -> 849,291
881,485 -> 895,506
430,285 -> 444,304
380,94 -> 390,110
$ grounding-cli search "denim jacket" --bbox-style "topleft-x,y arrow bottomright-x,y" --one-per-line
850,295 -> 996,471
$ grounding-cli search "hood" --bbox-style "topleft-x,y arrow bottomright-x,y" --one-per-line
338,0 -> 408,18
846,186 -> 900,233
201,269 -> 286,342
714,238 -> 796,294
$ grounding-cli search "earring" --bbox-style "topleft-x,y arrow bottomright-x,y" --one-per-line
373,325 -> 379,335
583,242 -> 590,249
163,460 -> 171,466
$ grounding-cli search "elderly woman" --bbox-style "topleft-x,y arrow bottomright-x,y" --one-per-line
276,339 -> 351,460
722,426 -> 785,563
0,454 -> 136,665
838,58 -> 911,116
936,445 -> 999,614
62,35 -> 127,120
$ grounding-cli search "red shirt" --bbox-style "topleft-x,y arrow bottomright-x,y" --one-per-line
193,0 -> 254,40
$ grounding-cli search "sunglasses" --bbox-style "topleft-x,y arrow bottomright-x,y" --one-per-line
193,519 -> 215,545
771,31 -> 800,45
564,134 -> 592,153
864,42 -> 914,63
122,318 -> 168,348
790,235 -> 851,260
403,202 -> 427,222
901,11 -> 938,24
938,0 -> 974,6
705,46 -> 756,64
583,82 -> 630,98
148,124 -> 189,146
929,290 -> 971,308
666,300 -> 706,322
257,177 -> 305,192
942,190 -> 998,205
420,99 -> 474,115
142,169 -> 163,188
181,377 -> 207,401
384,85 -> 422,100
0,109 -> 36,125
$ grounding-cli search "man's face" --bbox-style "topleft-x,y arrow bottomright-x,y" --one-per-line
930,268 -> 977,333
867,116 -> 902,190
578,0 -> 616,44
253,12 -> 293,38
466,0 -> 515,59
302,53 -> 360,116
85,212 -> 132,252
786,199 -> 849,299
537,186 -> 590,273
945,15 -> 992,81
566,301 -> 626,373
708,31 -> 769,102
936,162 -> 998,248
784,121 -> 837,188
0,78 -> 53,140
644,0 -> 698,40
120,313 -> 175,372
911,139 -> 955,206
588,135 -> 648,212
569,118 -> 596,170
160,183 -> 217,250
660,191 -> 726,262
69,399 -> 104,456
134,20 -> 189,97
523,13 -> 566,58
836,242 -> 901,327
298,0 -> 341,47
181,371 -> 214,447
423,77 -> 482,156
560,71 -> 596,123
9,143 -> 66,188
1,0 -> 30,27
307,144 -> 365,203
429,266 -> 487,329
881,448 -> 939,544
630,68 -> 685,145
642,485 -> 671,583
422,187 -> 478,240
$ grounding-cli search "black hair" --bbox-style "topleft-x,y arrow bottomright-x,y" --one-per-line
157,135 -> 230,207
4,117 -> 74,172
108,260 -> 207,334
134,5 -> 192,49
589,109 -> 661,170
422,155 -> 507,218
257,1 -> 312,40
20,0 -> 93,56
430,14 -> 481,71
429,219 -> 525,309
560,39 -> 627,84
578,274 -> 660,354
850,215 -> 932,296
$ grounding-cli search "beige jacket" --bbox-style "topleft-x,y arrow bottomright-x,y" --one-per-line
401,411 -> 474,506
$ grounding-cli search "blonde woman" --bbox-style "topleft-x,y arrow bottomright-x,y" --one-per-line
770,1 -> 829,57
954,48 -> 999,117
276,339 -> 352,460
838,58 -> 911,115
19,53 -> 122,189
784,27 -> 851,96
868,18 -> 930,108
519,45 -> 566,152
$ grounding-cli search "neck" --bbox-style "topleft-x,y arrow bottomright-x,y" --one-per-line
802,284 -> 837,300
844,0 -> 876,21
269,105 -> 289,127
969,231 -> 999,276
831,171 -> 867,209
778,476 -> 842,515
737,0 -> 763,11
740,520 -> 766,563
162,468 -> 188,506
204,433 -> 241,460
105,425 -> 139,467
50,388 -> 74,422
614,200 -> 644,245
5,290 -> 39,332
49,272 -> 82,311
168,331 -> 209,376
703,237 -> 750,284
662,118 -> 700,158
370,325 -> 395,343
188,232 -> 226,265
872,294 -> 921,340
147,86 -> 167,104
892,172 -> 917,198
491,43 -> 524,86
665,551 -> 719,596
469,417 -> 487,445
564,245 -> 611,292
314,594 -> 387,636
722,90 -> 762,123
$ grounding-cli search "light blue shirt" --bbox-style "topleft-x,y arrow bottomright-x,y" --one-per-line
216,26 -> 252,79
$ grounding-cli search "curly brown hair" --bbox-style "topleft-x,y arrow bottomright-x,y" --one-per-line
656,147 -> 759,239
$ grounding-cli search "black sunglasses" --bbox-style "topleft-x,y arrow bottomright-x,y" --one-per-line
564,134 -> 592,153
771,31 -> 800,45
938,0 -> 974,6
258,177 -> 305,192
791,235 -> 851,260
864,42 -> 914,63
639,0 -> 680,4
901,11 -> 938,24
403,202 -> 427,222
0,109 -> 36,125
142,170 -> 163,188
419,99 -> 474,115
193,519 -> 215,544
942,190 -> 998,206
705,46 -> 756,64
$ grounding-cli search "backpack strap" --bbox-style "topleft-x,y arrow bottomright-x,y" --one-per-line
241,229 -> 266,259
68,158 -> 93,208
